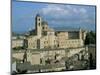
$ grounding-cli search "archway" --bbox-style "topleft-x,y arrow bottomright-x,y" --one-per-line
74,54 -> 80,61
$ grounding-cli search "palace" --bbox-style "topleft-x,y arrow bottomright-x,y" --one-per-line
27,14 -> 86,49
12,14 -> 87,49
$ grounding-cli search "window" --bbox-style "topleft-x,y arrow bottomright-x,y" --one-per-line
38,23 -> 40,26
44,41 -> 45,44
38,18 -> 40,21
43,27 -> 44,29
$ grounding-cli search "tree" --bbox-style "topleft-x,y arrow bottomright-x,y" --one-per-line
84,31 -> 96,45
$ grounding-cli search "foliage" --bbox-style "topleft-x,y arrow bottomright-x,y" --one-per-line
84,31 -> 96,45
29,30 -> 36,35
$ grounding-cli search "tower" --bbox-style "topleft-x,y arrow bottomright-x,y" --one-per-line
35,14 -> 42,38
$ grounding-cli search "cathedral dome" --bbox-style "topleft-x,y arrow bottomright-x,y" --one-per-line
42,21 -> 48,25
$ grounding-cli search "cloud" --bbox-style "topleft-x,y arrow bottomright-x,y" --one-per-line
38,4 -> 91,28
37,4 -> 95,30
39,4 -> 88,20
40,5 -> 70,18
79,8 -> 87,13
72,7 -> 87,14
78,8 -> 88,18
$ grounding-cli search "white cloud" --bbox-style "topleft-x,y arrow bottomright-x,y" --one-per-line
40,4 -> 88,20
40,5 -> 69,17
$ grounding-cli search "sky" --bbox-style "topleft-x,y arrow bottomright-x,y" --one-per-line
12,0 -> 96,33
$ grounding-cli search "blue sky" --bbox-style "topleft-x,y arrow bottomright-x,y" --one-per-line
12,0 -> 96,33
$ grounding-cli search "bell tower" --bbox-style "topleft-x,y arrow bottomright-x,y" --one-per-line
35,14 -> 42,38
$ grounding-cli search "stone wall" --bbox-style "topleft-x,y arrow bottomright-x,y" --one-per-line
12,47 -> 86,65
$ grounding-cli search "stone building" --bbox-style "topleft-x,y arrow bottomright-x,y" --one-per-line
26,14 -> 86,49
12,38 -> 25,48
12,36 -> 27,49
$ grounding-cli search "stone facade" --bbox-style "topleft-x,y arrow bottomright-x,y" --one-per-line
26,14 -> 86,49
12,39 -> 24,48
12,36 -> 26,48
